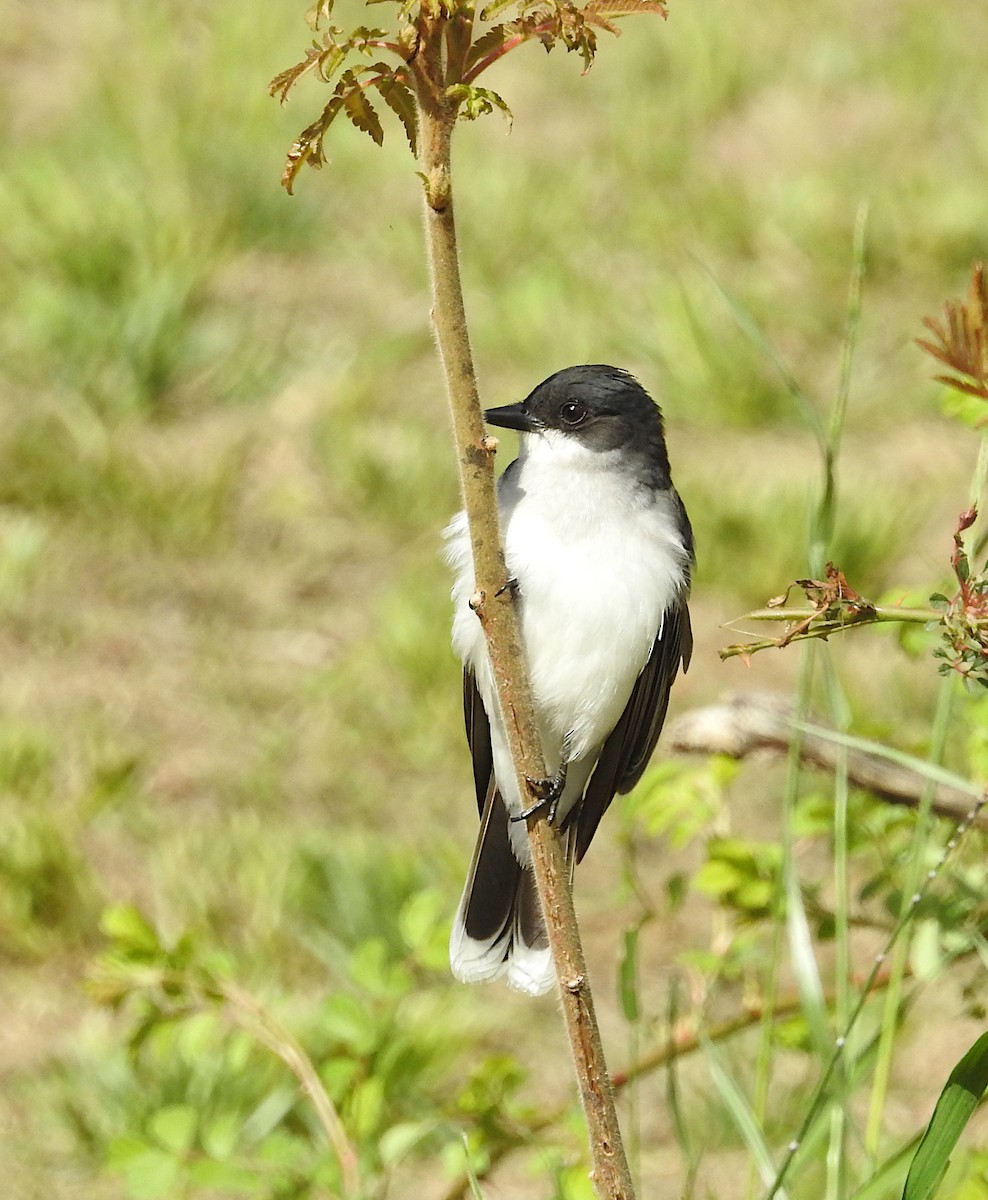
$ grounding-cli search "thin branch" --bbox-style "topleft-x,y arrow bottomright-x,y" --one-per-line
410,13 -> 636,1199
219,981 -> 360,1197
720,605 -> 940,661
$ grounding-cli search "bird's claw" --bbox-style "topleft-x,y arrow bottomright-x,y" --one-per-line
495,576 -> 519,598
511,772 -> 566,825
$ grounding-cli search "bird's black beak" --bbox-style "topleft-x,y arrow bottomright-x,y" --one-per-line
484,402 -> 540,433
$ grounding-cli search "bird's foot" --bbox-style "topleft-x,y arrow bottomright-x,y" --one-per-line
495,576 -> 519,598
512,770 -> 566,826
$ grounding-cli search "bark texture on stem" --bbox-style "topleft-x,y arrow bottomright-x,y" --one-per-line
410,16 -> 636,1199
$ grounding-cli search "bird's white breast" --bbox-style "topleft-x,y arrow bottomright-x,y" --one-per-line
447,430 -> 690,770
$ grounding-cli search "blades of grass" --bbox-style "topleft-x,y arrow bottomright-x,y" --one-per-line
462,1134 -> 485,1200
787,721 -> 983,801
865,679 -> 955,1158
702,1035 -> 788,1200
748,646 -> 816,1200
849,1136 -> 922,1200
820,657 -> 853,1200
755,217 -> 869,1200
692,257 -> 826,448
901,1031 -> 988,1200
826,1104 -> 846,1200
618,918 -> 644,1185
785,843 -> 830,1058
764,797 -> 985,1200
666,976 -> 700,1198
813,203 -> 868,568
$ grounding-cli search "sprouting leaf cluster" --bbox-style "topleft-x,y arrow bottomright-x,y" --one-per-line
930,507 -> 988,691
269,0 -> 668,192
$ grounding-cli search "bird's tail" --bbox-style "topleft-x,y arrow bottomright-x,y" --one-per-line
449,786 -> 557,996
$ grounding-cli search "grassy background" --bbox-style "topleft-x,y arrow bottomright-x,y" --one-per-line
1,0 -> 987,1196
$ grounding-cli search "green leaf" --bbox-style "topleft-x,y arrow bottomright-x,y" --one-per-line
306,0 -> 335,30
618,926 -> 640,1022
909,919 -> 943,982
446,84 -> 513,127
242,1087 -> 298,1146
372,69 -> 418,156
149,1105 -> 198,1155
322,992 -> 378,1054
398,886 -> 448,968
693,858 -> 743,898
379,1120 -> 437,1164
199,1109 -> 241,1161
348,935 -> 411,996
341,72 -> 384,145
187,1159 -> 261,1191
902,1030 -> 988,1200
100,904 -> 161,957
111,1144 -> 182,1200
349,1074 -> 385,1140
941,387 -> 988,431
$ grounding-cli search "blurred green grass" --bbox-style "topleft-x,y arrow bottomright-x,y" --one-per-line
1,0 -> 986,1195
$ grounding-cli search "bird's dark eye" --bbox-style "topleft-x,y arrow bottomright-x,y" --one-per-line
559,402 -> 588,426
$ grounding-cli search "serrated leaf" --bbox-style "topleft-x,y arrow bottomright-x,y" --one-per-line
465,24 -> 514,70
269,39 -> 346,102
902,1030 -> 988,1200
446,84 -> 513,127
480,0 -> 522,19
582,0 -> 668,21
372,69 -> 418,155
341,71 -> 385,145
346,25 -> 390,52
281,94 -> 345,193
269,46 -> 321,103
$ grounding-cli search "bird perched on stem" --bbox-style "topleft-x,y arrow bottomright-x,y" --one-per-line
446,365 -> 694,995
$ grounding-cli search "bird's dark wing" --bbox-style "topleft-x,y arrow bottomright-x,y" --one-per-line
463,668 -> 493,817
457,671 -> 547,963
574,599 -> 693,862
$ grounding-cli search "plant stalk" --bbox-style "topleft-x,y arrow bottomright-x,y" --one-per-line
411,21 -> 637,1200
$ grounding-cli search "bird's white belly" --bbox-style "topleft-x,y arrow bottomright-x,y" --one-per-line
506,503 -> 677,765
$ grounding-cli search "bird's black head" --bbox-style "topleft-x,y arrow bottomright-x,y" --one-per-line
485,365 -> 672,489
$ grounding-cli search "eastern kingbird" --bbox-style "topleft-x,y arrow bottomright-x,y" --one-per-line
445,365 -> 694,995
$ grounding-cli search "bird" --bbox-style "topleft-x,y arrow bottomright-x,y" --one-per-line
444,364 -> 694,995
